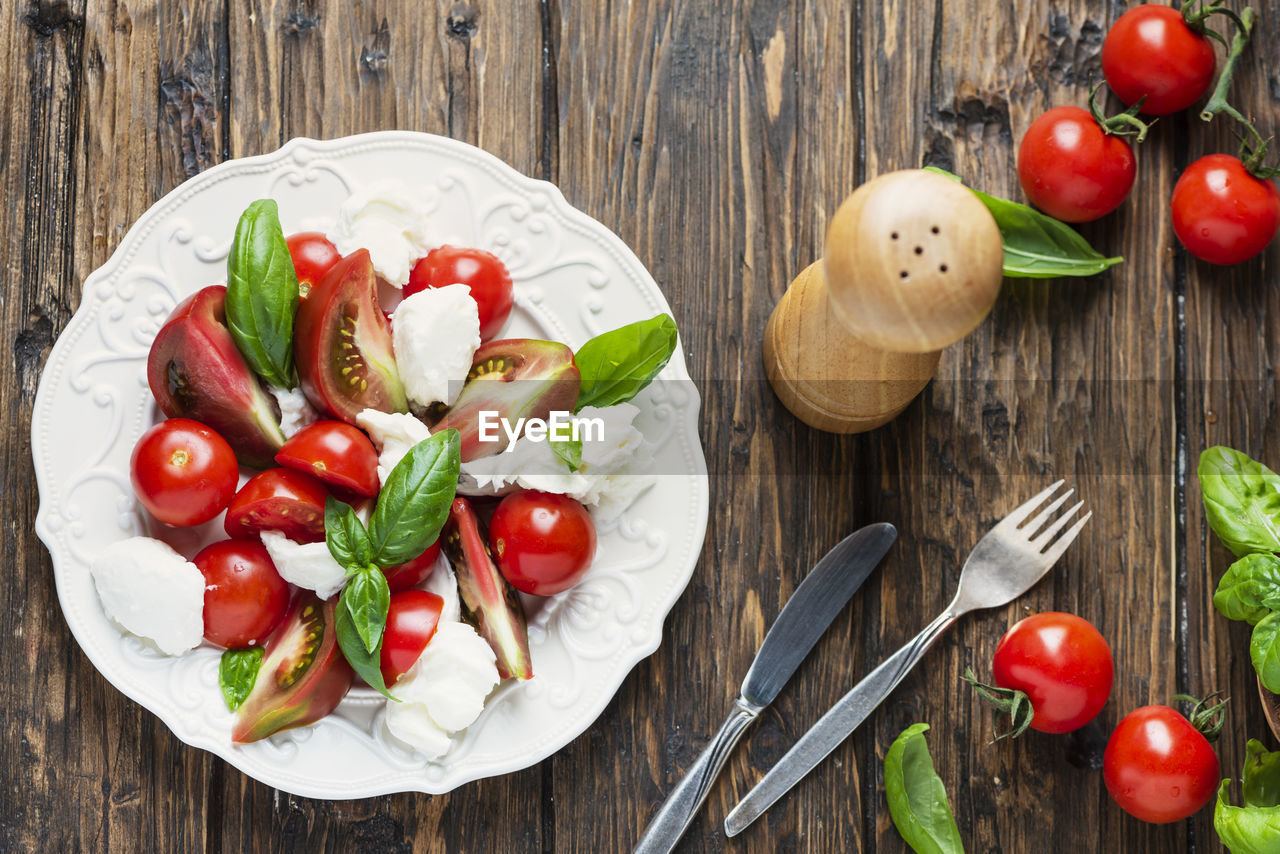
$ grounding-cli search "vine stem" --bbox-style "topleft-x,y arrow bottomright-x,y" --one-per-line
1200,6 -> 1257,126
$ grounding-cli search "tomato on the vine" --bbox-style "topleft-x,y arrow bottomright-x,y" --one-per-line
489,491 -> 597,596
224,467 -> 329,543
193,539 -> 291,648
1017,107 -> 1136,223
286,232 -> 341,295
1104,702 -> 1221,824
1102,5 -> 1216,116
275,420 -> 381,497
1172,154 -> 1280,265
406,246 -> 514,342
130,418 -> 239,527
991,612 -> 1114,733
379,590 -> 444,685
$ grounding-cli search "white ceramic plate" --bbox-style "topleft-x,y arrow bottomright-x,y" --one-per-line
32,131 -> 708,798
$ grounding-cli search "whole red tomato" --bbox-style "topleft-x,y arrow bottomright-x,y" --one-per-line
1017,106 -> 1136,223
275,420 -> 381,497
406,246 -> 514,341
489,491 -> 597,596
1172,154 -> 1280,265
130,418 -> 239,527
286,232 -> 341,294
992,612 -> 1114,733
382,540 -> 442,593
1104,704 -> 1220,823
193,540 -> 291,648
224,467 -> 329,543
1102,5 -> 1216,116
379,590 -> 444,685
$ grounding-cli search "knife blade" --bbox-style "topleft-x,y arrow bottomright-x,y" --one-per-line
631,522 -> 897,854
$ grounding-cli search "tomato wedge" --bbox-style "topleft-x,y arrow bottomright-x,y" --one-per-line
379,590 -> 445,685
275,420 -> 380,497
224,468 -> 330,543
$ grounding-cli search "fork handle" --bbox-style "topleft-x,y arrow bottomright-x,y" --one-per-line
723,609 -> 960,836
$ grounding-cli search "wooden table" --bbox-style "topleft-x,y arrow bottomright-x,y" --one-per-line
6,0 -> 1278,851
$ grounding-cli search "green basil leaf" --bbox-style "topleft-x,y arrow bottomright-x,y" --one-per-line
884,723 -> 965,854
335,591 -> 395,701
551,435 -> 583,472
1217,778 -> 1280,854
924,166 -> 1123,279
226,198 -> 300,389
367,429 -> 461,567
1245,739 -> 1280,808
218,647 -> 264,711
1216,554 -> 1280,625
325,496 -> 374,571
1199,446 -> 1280,558
574,314 -> 678,410
1252,613 -> 1280,694
340,566 -> 390,654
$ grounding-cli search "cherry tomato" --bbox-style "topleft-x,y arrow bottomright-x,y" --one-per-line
1017,107 -> 1136,223
130,418 -> 239,527
275,420 -> 380,497
991,612 -> 1114,733
224,467 -> 329,543
379,590 -> 444,685
193,540 -> 291,648
406,246 -> 514,342
1102,5 -> 1215,116
1172,154 -> 1280,265
489,491 -> 597,596
1104,705 -> 1220,823
382,540 -> 442,593
286,232 -> 341,295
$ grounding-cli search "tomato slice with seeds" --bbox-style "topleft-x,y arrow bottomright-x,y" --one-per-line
275,420 -> 380,497
224,467 -> 330,543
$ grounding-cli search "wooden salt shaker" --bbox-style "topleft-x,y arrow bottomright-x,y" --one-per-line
764,169 -> 1005,433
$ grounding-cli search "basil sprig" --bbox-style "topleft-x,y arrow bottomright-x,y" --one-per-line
1215,739 -> 1280,854
325,429 -> 461,700
924,166 -> 1123,279
884,723 -> 965,854
574,314 -> 677,410
218,647 -> 264,711
226,198 -> 300,389
1215,554 -> 1280,625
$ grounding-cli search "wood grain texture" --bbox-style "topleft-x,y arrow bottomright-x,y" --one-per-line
4,0 -> 1279,851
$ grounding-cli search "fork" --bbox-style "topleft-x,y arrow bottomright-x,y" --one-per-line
723,480 -> 1091,835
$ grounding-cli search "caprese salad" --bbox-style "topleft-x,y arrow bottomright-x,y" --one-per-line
91,187 -> 677,759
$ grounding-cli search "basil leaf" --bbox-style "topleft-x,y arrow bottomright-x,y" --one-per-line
924,167 -> 1123,279
335,591 -> 395,700
575,314 -> 678,410
1216,779 -> 1280,854
1252,612 -> 1280,694
218,647 -> 264,711
884,723 -> 965,854
225,198 -> 300,389
340,566 -> 391,654
1216,554 -> 1280,625
551,436 -> 583,472
1199,446 -> 1280,558
367,429 -> 461,567
325,496 -> 374,571
1245,739 -> 1280,808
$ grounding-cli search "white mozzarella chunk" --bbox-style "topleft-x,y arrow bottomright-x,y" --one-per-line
90,537 -> 205,655
269,385 -> 319,438
327,183 -> 435,286
260,530 -> 347,600
355,408 -> 432,485
392,285 -> 481,409
422,559 -> 462,624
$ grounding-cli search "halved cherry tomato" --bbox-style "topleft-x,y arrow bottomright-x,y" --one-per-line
489,491 -> 597,596
1172,154 -> 1280,265
1102,5 -> 1216,116
1104,704 -> 1220,823
275,420 -> 380,497
406,246 -> 514,341
383,540 -> 442,593
1017,107 -> 1135,223
130,418 -> 239,527
224,467 -> 329,543
286,232 -> 341,296
992,612 -> 1114,733
193,540 -> 291,648
379,590 -> 444,685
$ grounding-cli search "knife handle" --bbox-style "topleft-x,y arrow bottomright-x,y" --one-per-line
632,697 -> 762,854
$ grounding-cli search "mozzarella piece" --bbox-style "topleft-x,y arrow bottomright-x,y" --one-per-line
423,559 -> 462,624
91,537 -> 205,655
260,530 -> 347,600
392,285 -> 481,408
269,385 -> 319,438
384,622 -> 500,759
356,408 -> 432,485
327,183 -> 434,286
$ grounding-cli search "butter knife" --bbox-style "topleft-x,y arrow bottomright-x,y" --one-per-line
632,522 -> 897,854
